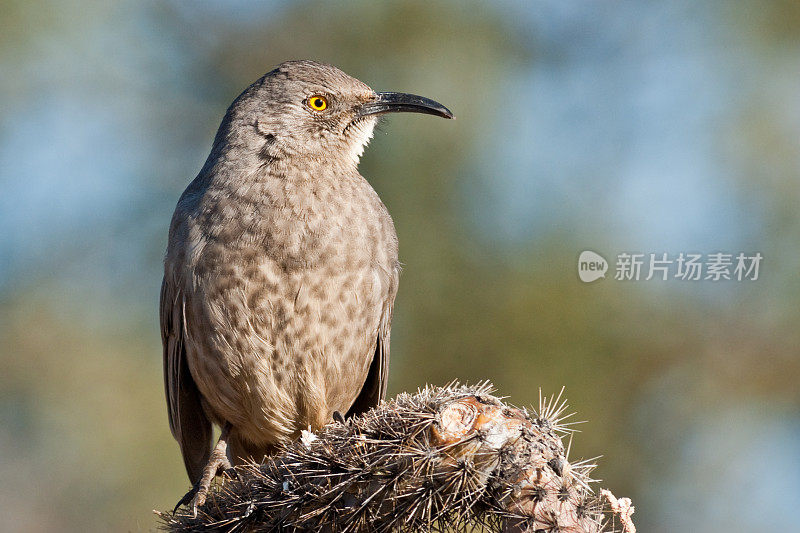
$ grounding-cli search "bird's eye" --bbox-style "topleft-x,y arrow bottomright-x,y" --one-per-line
307,95 -> 328,111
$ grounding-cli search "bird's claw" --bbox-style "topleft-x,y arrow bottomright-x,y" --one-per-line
172,444 -> 234,517
173,481 -> 200,515
173,476 -> 219,518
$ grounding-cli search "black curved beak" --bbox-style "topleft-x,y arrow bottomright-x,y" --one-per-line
357,92 -> 454,120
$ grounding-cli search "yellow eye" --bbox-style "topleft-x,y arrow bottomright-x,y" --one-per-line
307,95 -> 328,111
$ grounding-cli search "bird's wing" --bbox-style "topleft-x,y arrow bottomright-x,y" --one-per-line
161,276 -> 212,483
346,268 -> 399,417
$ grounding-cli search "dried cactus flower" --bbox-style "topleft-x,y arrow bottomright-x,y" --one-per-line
158,382 -> 634,532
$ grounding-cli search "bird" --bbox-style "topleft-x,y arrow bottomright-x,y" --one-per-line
160,60 -> 453,513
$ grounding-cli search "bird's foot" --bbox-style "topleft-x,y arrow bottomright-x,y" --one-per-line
174,451 -> 233,517
174,426 -> 234,517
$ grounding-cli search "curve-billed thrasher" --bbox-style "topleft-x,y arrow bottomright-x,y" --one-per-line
161,60 -> 453,512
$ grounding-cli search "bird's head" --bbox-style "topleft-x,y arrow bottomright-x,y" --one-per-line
215,60 -> 454,169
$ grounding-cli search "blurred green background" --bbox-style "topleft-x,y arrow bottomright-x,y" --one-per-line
2,0 -> 799,531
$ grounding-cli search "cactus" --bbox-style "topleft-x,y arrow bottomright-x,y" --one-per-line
159,383 -> 634,532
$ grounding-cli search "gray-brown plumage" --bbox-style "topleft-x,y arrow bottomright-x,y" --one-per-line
160,60 -> 453,512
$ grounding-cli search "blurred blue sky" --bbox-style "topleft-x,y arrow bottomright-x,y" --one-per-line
3,0 -> 791,288
6,1 -> 800,296
480,1 -> 772,253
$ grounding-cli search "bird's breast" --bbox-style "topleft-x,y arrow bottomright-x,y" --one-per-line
197,172 -> 395,273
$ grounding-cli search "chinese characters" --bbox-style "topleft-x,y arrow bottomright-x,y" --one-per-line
613,252 -> 762,281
